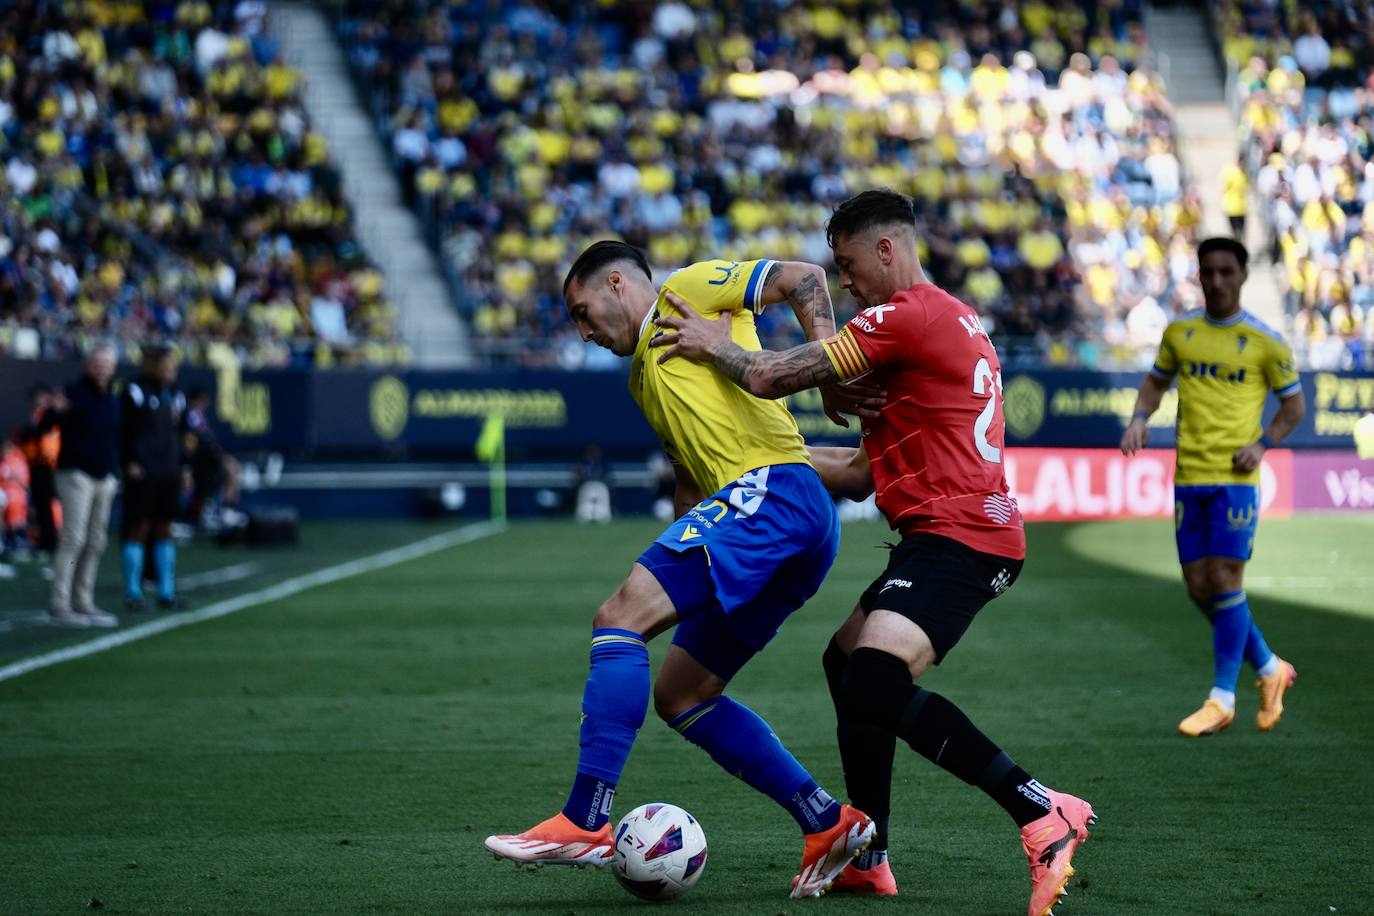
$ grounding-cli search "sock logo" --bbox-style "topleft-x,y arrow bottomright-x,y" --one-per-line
1017,778 -> 1051,810
806,787 -> 836,815
585,782 -> 615,829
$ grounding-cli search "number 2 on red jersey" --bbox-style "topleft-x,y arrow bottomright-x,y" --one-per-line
971,357 -> 1003,464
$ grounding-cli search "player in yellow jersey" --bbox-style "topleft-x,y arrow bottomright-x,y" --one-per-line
1122,237 -> 1306,736
485,241 -> 882,898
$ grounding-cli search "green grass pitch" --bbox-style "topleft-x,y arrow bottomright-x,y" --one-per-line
2,516 -> 1372,914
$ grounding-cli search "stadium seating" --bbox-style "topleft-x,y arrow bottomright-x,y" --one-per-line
333,0 -> 1204,370
1220,0 -> 1374,369
0,0 -> 405,368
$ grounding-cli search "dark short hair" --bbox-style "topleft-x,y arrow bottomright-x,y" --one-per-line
144,343 -> 174,360
826,189 -> 917,248
562,240 -> 652,299
1197,236 -> 1248,269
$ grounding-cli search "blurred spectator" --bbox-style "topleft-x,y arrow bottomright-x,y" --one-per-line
42,343 -> 121,628
1221,154 -> 1250,239
184,387 -> 241,528
336,0 -> 1197,370
0,439 -> 29,565
1222,0 -> 1374,368
14,384 -> 62,555
0,0 -> 404,368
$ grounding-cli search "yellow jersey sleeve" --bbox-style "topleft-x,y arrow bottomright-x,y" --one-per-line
821,327 -> 872,380
1150,323 -> 1179,379
661,259 -> 777,317
1263,335 -> 1301,397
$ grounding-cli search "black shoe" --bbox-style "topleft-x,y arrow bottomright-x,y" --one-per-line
157,594 -> 188,611
124,596 -> 147,613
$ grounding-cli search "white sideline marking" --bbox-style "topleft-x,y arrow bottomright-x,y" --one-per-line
0,520 -> 506,684
178,561 -> 264,591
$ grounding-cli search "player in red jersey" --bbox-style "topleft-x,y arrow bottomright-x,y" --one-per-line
652,190 -> 1094,916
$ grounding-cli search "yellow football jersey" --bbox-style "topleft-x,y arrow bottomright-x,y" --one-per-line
1150,309 -> 1301,485
629,259 -> 810,494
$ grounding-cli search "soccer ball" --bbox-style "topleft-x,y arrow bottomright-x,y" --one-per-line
611,802 -> 708,900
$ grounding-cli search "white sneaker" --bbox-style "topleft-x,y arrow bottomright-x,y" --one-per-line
47,610 -> 92,628
77,608 -> 119,628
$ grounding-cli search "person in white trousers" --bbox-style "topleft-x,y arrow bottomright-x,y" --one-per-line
44,345 -> 122,628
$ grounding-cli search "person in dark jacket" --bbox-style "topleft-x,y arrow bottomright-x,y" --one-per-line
120,345 -> 187,611
43,344 -> 121,628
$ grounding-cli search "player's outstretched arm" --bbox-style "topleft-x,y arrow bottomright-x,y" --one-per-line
653,293 -> 843,399
806,445 -> 873,501
1121,373 -> 1170,455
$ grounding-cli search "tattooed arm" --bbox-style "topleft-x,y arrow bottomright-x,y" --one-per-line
756,261 -> 836,341
652,292 -> 844,399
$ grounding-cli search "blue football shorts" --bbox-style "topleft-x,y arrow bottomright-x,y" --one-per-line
1174,484 -> 1259,565
636,463 -> 840,681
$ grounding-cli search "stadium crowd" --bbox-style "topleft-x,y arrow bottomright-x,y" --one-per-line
0,0 -> 406,369
1221,0 -> 1374,369
335,0 -> 1207,370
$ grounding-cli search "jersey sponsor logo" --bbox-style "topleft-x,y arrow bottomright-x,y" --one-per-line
852,316 -> 877,333
679,524 -> 702,542
690,498 -> 728,526
879,577 -> 912,592
862,304 -> 895,324
1183,361 -> 1247,383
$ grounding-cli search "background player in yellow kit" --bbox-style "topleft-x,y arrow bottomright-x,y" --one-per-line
1122,237 -> 1306,736
485,241 -> 881,898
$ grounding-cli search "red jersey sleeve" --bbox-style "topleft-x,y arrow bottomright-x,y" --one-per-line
841,289 -> 929,370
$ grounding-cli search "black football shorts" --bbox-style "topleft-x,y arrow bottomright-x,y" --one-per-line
122,476 -> 181,529
858,532 -> 1023,664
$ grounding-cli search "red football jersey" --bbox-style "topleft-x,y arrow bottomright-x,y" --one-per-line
822,283 -> 1025,559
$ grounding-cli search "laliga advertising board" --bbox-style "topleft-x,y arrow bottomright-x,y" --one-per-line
1005,448 -> 1294,522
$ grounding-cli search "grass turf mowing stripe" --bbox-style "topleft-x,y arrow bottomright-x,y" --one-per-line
0,519 -> 505,684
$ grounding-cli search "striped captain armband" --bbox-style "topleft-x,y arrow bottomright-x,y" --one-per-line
821,327 -> 871,381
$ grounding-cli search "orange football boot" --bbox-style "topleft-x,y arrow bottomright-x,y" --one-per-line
827,857 -> 899,895
484,812 -> 614,868
1020,788 -> 1095,916
1256,658 -> 1296,731
790,804 -> 875,898
1178,698 -> 1235,737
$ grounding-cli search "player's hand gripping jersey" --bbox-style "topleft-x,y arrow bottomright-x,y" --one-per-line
822,284 -> 1025,559
630,259 -> 811,494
